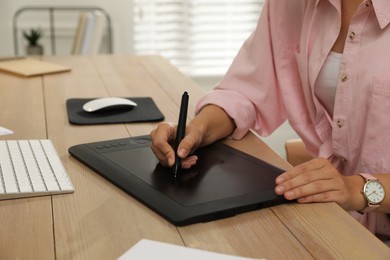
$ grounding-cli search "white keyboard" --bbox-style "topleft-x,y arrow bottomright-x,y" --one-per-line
0,139 -> 74,200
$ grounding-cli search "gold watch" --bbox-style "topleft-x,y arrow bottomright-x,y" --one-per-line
358,173 -> 385,212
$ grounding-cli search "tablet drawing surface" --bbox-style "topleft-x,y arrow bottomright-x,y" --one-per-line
69,135 -> 287,225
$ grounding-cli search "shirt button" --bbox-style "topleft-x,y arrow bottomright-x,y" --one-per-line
336,119 -> 344,128
341,74 -> 348,82
349,31 -> 356,39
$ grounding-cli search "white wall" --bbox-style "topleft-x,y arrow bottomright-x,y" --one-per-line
0,0 -> 134,56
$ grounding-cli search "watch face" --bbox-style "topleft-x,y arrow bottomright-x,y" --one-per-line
364,180 -> 386,204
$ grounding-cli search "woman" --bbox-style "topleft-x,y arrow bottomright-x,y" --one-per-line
150,0 -> 390,239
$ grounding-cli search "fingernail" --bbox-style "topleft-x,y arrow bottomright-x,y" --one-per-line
275,186 -> 284,194
285,191 -> 295,199
168,157 -> 174,166
182,158 -> 197,168
275,177 -> 284,184
190,157 -> 198,165
178,148 -> 187,157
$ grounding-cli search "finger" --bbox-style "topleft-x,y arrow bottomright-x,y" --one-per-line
176,125 -> 203,158
297,190 -> 344,204
282,179 -> 339,201
180,155 -> 198,169
275,166 -> 331,195
177,136 -> 196,158
150,145 -> 172,167
150,123 -> 176,166
276,158 -> 328,185
275,164 -> 327,195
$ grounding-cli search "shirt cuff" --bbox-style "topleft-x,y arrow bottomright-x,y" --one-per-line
195,89 -> 256,140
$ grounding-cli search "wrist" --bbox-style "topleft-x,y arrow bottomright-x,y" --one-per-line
193,105 -> 235,145
345,175 -> 366,211
187,114 -> 209,144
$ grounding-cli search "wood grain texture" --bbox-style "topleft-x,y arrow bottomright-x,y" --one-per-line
0,73 -> 54,259
42,56 -> 183,259
1,55 -> 389,259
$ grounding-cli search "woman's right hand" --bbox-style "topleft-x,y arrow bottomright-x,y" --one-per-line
150,122 -> 203,169
150,104 -> 236,169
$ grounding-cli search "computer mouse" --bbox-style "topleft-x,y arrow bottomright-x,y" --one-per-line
82,97 -> 137,112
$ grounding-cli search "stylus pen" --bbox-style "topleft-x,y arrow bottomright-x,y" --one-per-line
173,91 -> 189,178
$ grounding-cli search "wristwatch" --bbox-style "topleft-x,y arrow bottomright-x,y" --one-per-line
358,173 -> 386,212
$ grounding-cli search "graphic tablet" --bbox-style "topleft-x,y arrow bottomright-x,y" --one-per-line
68,135 -> 287,226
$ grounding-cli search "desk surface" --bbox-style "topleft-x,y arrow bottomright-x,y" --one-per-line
0,55 -> 389,260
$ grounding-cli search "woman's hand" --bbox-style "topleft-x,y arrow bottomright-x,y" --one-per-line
150,122 -> 202,169
150,105 -> 236,170
275,157 -> 365,211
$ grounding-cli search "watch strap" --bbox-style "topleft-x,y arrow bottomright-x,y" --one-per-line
359,173 -> 377,181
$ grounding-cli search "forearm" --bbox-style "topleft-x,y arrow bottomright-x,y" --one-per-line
189,104 -> 236,146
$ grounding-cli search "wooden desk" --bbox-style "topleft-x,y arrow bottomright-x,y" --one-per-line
0,55 -> 389,259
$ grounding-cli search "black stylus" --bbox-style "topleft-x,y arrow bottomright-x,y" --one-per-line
173,91 -> 189,178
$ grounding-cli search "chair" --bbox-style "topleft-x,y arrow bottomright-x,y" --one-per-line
284,139 -> 313,166
13,6 -> 112,56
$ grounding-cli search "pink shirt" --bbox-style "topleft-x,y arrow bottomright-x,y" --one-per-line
196,0 -> 390,237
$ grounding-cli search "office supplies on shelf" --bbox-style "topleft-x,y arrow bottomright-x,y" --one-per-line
66,97 -> 164,124
118,239 -> 262,260
68,135 -> 287,226
71,12 -> 89,54
173,91 -> 189,177
72,11 -> 106,55
0,139 -> 74,200
0,58 -> 71,77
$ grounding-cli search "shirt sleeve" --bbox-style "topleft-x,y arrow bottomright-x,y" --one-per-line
195,0 -> 287,140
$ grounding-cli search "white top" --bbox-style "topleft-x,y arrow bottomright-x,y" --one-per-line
314,51 -> 342,117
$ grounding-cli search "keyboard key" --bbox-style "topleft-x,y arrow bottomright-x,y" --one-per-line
0,140 -> 74,200
45,181 -> 59,191
32,183 -> 47,192
19,185 -> 33,193
5,185 -> 19,193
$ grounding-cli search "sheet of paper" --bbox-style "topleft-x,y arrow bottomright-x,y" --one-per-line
118,239 -> 265,260
0,126 -> 13,136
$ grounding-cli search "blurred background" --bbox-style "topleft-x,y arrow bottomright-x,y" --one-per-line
1,0 -> 299,157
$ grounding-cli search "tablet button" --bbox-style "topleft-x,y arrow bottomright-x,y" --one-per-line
130,137 -> 150,145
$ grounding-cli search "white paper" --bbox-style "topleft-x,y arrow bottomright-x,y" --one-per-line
0,126 -> 13,136
118,239 -> 265,260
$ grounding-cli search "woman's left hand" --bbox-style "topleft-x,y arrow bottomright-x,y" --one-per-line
275,157 -> 364,211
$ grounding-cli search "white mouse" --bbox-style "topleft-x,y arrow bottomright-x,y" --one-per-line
83,97 -> 137,112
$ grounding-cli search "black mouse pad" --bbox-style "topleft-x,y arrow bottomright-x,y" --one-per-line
68,135 -> 288,226
66,97 -> 165,125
